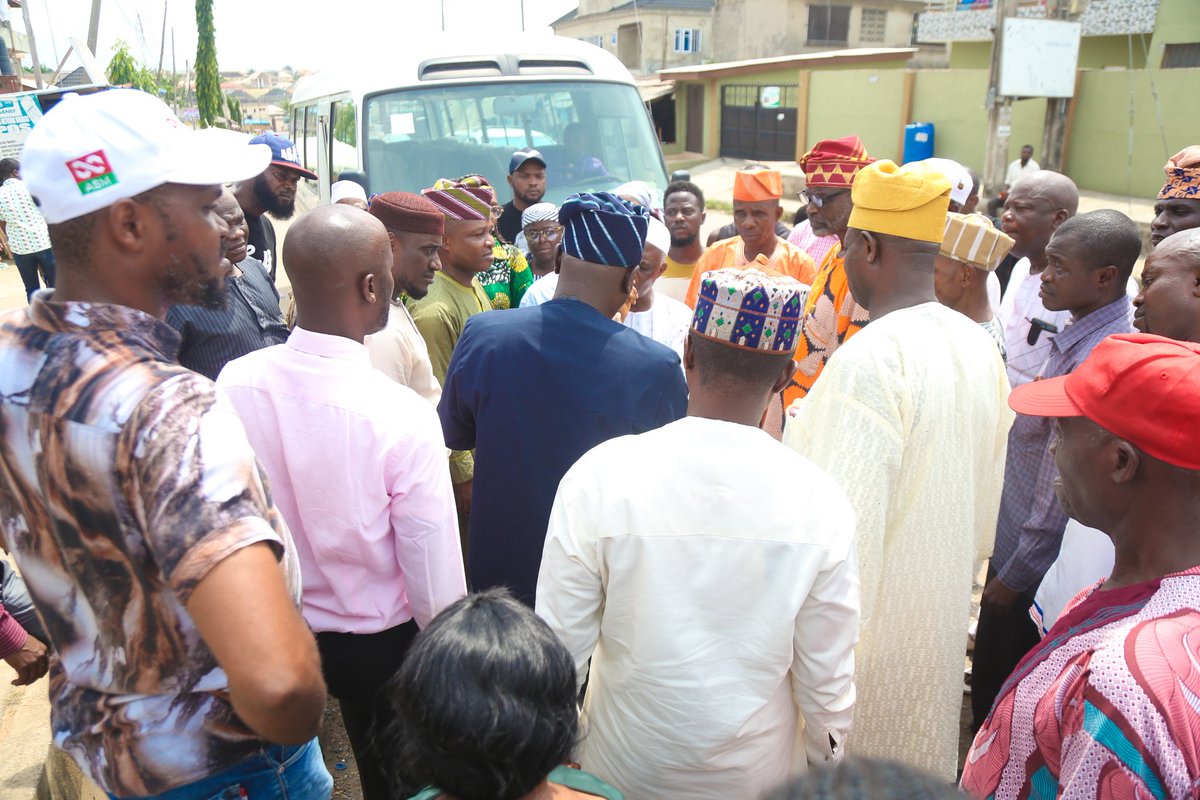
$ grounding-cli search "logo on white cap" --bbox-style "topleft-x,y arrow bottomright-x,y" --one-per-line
66,150 -> 118,195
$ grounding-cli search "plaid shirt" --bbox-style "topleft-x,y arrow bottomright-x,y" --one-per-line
0,293 -> 300,796
992,295 -> 1134,592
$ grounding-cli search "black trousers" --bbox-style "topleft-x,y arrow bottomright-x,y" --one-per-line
970,566 -> 1041,731
316,620 -> 419,800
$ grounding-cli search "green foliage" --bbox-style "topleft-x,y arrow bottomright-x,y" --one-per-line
194,0 -> 222,127
333,102 -> 355,145
106,40 -> 180,106
225,92 -> 242,127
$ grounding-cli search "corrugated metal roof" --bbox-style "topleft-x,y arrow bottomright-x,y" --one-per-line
659,47 -> 918,80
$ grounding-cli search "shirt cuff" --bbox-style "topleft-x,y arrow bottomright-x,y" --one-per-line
449,449 -> 474,484
0,604 -> 29,659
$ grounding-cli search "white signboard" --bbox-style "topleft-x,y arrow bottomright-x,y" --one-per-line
999,18 -> 1082,99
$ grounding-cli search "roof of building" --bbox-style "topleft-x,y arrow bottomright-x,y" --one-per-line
554,0 -> 713,25
610,0 -> 715,11
658,47 -> 918,80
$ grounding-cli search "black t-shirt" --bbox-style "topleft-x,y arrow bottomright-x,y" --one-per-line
497,200 -> 523,246
245,212 -> 278,282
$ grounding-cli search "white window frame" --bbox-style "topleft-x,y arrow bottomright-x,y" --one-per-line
673,27 -> 702,54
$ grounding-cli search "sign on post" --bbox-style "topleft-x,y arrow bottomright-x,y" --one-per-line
0,94 -> 43,159
999,18 -> 1082,98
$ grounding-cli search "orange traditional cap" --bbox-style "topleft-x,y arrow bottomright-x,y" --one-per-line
733,169 -> 783,202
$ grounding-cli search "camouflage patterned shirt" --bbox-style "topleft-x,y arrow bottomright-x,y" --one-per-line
0,292 -> 301,796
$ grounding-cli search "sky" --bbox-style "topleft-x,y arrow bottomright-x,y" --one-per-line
17,0 -> 579,76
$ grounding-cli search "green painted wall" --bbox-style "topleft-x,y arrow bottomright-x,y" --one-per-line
808,69 -> 907,162
949,36 -> 1147,70
1147,0 -> 1200,66
1065,67 -> 1199,197
909,68 -> 1045,173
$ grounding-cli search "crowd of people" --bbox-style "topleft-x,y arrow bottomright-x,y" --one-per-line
1,86 -> 1199,800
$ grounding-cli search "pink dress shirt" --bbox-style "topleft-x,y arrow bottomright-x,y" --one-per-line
216,327 -> 466,634
787,219 -> 840,268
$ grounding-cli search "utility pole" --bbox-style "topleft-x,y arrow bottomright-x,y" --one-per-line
19,0 -> 43,88
982,0 -> 1018,199
520,0 -> 525,31
441,0 -> 446,31
156,0 -> 167,81
171,27 -> 177,111
87,0 -> 101,55
1039,0 -> 1082,171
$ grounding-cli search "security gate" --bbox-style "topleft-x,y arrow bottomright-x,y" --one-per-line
719,84 -> 799,162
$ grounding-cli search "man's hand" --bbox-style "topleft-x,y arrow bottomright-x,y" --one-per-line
981,576 -> 1023,616
5,633 -> 47,686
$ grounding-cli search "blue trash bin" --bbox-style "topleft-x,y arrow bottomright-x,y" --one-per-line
903,122 -> 935,164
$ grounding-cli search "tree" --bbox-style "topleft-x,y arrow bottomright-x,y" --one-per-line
194,0 -> 222,127
225,92 -> 242,128
107,40 -> 157,93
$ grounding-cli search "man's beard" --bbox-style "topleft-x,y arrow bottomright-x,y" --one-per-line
165,253 -> 227,310
670,232 -> 696,248
253,174 -> 296,220
518,187 -> 545,206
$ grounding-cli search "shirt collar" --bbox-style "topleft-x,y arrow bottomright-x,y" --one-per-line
26,290 -> 181,359
1053,295 -> 1132,352
286,326 -> 372,364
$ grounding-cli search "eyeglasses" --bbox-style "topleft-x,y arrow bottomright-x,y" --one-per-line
798,189 -> 849,209
526,226 -> 564,243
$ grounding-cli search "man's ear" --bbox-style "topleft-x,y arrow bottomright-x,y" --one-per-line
554,246 -> 564,275
1111,439 -> 1141,485
1051,208 -> 1071,229
107,199 -> 149,253
362,272 -> 379,305
772,357 -> 799,395
774,205 -> 783,222
620,266 -> 637,296
961,264 -> 975,287
861,230 -> 880,264
682,332 -> 695,372
1095,264 -> 1117,290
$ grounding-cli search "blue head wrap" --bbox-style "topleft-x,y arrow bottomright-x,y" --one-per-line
558,191 -> 650,269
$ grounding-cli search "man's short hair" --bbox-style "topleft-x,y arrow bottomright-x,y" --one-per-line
387,589 -> 579,800
688,331 -> 793,393
0,158 -> 18,181
664,180 -> 705,208
763,756 -> 963,800
1053,209 -> 1142,283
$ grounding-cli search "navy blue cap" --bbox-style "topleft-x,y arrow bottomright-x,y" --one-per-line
509,148 -> 546,175
249,132 -> 317,180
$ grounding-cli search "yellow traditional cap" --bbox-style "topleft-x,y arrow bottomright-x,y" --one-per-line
733,169 -> 783,202
848,159 -> 952,243
941,212 -> 1014,272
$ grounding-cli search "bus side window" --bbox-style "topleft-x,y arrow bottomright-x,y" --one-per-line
331,99 -> 359,180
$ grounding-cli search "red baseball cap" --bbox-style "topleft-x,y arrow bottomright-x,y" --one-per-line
1009,332 -> 1200,470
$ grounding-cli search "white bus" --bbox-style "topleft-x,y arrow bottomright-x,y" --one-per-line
289,35 -> 669,210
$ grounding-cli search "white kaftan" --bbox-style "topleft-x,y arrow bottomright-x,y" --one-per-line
537,416 -> 860,800
365,302 -> 441,406
784,302 -> 1013,781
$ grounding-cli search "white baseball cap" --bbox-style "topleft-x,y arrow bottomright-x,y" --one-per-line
921,157 -> 973,209
22,89 -> 271,224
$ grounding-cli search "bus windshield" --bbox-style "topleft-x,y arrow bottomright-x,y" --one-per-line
363,80 -> 667,206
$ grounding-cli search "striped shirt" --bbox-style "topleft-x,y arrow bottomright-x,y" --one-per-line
991,295 -> 1134,593
166,257 -> 288,380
